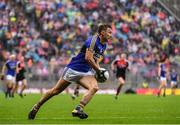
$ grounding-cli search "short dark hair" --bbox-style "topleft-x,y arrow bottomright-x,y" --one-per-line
97,24 -> 111,34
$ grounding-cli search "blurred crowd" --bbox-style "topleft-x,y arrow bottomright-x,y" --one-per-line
0,0 -> 180,81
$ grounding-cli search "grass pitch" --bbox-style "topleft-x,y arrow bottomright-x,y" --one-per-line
0,93 -> 180,124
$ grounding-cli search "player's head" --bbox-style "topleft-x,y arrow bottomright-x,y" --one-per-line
120,53 -> 126,59
20,56 -> 24,62
97,24 -> 112,42
9,54 -> 16,61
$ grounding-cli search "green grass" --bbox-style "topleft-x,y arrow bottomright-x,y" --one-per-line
0,93 -> 180,124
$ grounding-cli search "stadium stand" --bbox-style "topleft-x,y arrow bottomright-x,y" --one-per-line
158,0 -> 180,22
0,0 -> 179,90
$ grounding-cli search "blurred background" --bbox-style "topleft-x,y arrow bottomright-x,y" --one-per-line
0,0 -> 179,93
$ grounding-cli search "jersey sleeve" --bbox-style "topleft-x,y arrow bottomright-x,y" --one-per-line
85,37 -> 92,48
86,34 -> 98,52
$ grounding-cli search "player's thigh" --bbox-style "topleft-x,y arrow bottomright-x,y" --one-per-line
14,82 -> 19,89
161,79 -> 167,86
22,79 -> 27,86
12,82 -> 16,89
6,80 -> 13,87
170,82 -> 174,88
78,75 -> 98,90
118,77 -> 125,84
52,79 -> 71,93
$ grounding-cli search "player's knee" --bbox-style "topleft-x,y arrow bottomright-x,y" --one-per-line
120,82 -> 125,85
162,83 -> 166,87
91,86 -> 99,92
24,84 -> 27,88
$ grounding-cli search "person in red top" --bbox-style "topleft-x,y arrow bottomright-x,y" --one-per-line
111,53 -> 129,99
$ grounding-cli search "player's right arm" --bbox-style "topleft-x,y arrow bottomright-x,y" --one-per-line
1,63 -> 6,80
85,48 -> 100,72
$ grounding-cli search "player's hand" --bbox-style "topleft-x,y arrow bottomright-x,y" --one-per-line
95,68 -> 107,83
1,75 -> 4,80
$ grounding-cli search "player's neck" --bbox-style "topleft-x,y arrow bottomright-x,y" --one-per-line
98,35 -> 106,44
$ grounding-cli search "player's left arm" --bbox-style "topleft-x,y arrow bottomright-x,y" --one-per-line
111,59 -> 116,71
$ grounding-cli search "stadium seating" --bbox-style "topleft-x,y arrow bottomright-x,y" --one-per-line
0,0 -> 179,88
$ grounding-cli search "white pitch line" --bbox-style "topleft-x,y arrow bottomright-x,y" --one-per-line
1,116 -> 180,120
1,124 -> 180,125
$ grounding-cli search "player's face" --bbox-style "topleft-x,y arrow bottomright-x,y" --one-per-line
20,56 -> 24,61
121,54 -> 126,59
102,28 -> 112,41
10,55 -> 16,61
